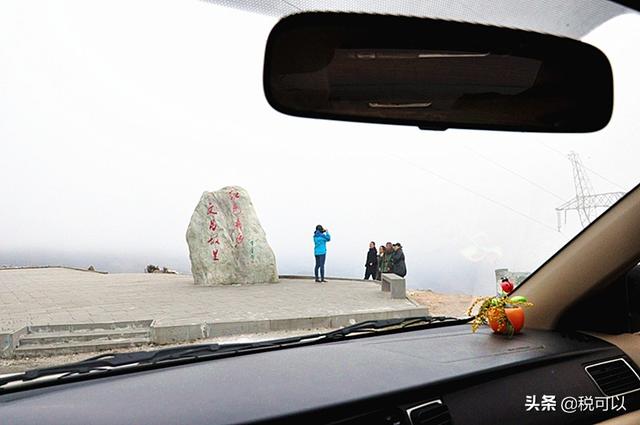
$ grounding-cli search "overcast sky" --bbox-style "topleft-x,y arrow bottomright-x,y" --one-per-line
1,1 -> 639,295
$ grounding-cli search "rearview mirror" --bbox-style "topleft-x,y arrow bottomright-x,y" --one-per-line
263,13 -> 613,132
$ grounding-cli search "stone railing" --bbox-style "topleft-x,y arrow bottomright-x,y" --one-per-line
381,273 -> 406,299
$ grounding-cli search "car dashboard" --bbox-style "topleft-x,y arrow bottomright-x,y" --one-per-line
1,325 -> 639,425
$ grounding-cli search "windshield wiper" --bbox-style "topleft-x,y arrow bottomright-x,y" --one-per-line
319,315 -> 471,341
0,315 -> 470,390
0,342 -> 269,389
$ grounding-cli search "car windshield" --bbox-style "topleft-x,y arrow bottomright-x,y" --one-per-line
1,1 -> 639,374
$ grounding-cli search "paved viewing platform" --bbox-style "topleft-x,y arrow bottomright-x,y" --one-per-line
0,268 -> 426,356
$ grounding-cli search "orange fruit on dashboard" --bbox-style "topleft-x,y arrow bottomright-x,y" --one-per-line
488,307 -> 525,335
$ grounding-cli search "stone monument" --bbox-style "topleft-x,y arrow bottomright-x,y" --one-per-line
186,186 -> 279,285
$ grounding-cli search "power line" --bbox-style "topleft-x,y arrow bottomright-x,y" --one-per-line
462,145 -> 566,202
279,0 -> 302,11
539,142 -> 626,191
390,153 -> 559,234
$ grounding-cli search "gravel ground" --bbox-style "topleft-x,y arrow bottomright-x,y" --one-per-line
407,289 -> 487,317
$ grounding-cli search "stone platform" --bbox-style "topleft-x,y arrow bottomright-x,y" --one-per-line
0,268 -> 427,355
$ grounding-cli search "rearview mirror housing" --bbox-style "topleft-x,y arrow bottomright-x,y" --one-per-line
263,13 -> 613,133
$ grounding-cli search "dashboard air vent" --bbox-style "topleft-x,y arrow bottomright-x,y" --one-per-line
406,400 -> 452,425
585,358 -> 640,397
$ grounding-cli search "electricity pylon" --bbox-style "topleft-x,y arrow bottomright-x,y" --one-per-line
555,152 -> 625,232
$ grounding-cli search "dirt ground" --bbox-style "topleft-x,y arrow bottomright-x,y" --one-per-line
407,289 -> 485,318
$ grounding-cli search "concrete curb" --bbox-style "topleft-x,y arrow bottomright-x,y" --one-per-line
150,306 -> 429,345
278,275 -> 376,283
0,327 -> 28,358
0,305 -> 430,356
0,265 -> 109,274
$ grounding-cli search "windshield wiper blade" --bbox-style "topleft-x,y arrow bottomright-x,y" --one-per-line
0,315 -> 470,390
0,338 -> 318,389
319,315 -> 471,341
0,344 -> 229,388
0,352 -> 141,388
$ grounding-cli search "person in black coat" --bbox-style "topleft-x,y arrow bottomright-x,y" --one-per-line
364,241 -> 378,280
391,243 -> 407,277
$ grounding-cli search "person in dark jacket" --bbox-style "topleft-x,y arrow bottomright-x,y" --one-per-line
391,243 -> 407,277
364,241 -> 378,280
313,225 -> 331,283
384,242 -> 394,270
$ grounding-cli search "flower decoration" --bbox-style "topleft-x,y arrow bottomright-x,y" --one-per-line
467,278 -> 533,336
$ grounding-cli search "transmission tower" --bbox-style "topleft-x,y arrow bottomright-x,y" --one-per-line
555,151 -> 625,231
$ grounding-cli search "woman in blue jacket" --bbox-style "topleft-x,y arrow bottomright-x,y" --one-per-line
313,225 -> 331,283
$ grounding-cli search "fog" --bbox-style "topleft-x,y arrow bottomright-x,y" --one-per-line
1,1 -> 639,295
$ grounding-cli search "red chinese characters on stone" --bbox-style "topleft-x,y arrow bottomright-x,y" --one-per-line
207,200 -> 221,262
206,193 -> 245,260
233,217 -> 244,246
225,190 -> 244,246
228,190 -> 241,215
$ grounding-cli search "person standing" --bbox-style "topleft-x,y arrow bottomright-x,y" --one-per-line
385,242 -> 394,258
377,242 -> 394,279
391,243 -> 407,277
313,225 -> 331,283
375,245 -> 386,280
364,241 -> 378,280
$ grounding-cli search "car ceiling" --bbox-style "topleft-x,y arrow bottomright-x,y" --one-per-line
205,0 -> 634,39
